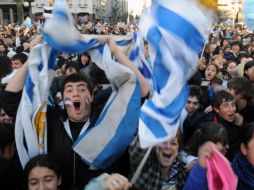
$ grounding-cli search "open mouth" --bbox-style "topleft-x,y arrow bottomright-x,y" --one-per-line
162,152 -> 172,159
228,114 -> 235,120
73,101 -> 81,111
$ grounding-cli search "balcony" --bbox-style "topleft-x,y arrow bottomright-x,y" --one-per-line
0,0 -> 17,4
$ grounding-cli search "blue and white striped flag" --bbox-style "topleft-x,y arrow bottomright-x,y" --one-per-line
15,43 -> 57,168
129,32 -> 154,94
74,44 -> 141,169
42,1 -> 141,169
138,0 -> 211,148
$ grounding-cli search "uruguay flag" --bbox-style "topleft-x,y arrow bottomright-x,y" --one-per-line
138,0 -> 211,148
129,32 -> 154,94
15,43 -> 57,168
42,1 -> 141,169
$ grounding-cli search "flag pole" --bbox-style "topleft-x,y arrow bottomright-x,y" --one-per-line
130,146 -> 153,185
200,41 -> 207,58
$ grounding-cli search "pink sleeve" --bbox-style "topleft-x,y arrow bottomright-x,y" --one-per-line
206,148 -> 238,190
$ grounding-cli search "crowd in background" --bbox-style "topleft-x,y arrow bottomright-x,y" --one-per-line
0,18 -> 254,190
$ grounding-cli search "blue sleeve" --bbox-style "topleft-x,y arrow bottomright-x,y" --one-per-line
84,173 -> 109,190
183,163 -> 208,190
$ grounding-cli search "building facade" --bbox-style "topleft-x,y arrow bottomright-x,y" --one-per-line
0,0 -> 33,24
105,0 -> 128,23
218,0 -> 243,23
32,0 -> 108,21
0,0 -> 122,24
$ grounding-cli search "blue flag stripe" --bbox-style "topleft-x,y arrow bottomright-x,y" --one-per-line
92,81 -> 141,168
146,85 -> 189,118
155,4 -> 204,53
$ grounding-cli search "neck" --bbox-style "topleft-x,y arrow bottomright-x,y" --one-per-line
68,116 -> 88,123
160,166 -> 170,180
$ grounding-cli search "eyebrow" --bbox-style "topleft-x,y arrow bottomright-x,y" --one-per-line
64,83 -> 87,89
28,174 -> 55,182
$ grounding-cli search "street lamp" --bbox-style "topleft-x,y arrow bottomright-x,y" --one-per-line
17,0 -> 32,24
23,1 -> 29,7
23,1 -> 32,19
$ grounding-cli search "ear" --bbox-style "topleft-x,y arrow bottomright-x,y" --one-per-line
57,176 -> 62,186
240,143 -> 247,155
214,107 -> 220,114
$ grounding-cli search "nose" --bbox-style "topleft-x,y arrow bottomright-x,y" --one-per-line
73,87 -> 80,97
163,140 -> 172,149
229,104 -> 236,113
38,182 -> 46,190
188,103 -> 194,109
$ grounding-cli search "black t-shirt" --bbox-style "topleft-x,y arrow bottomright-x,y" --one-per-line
69,120 -> 85,142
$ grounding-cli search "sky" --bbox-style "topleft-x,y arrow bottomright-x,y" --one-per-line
128,0 -> 151,16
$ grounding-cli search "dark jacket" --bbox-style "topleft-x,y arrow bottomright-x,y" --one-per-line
183,110 -> 206,145
1,90 -> 106,190
0,157 -> 23,190
204,112 -> 240,161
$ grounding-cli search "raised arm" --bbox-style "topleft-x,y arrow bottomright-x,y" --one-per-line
102,37 -> 150,98
5,63 -> 28,92
6,35 -> 42,93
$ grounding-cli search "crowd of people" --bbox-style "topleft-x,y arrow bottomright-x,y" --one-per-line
0,12 -> 254,190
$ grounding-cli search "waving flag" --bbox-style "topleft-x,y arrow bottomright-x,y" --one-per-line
244,0 -> 254,30
42,1 -> 141,169
129,32 -> 154,94
15,43 -> 57,168
138,0 -> 211,148
74,44 -> 141,169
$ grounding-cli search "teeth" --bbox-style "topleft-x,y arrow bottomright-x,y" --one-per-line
163,153 -> 172,158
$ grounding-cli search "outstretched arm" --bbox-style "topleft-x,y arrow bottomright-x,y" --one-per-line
5,63 -> 28,92
5,35 -> 42,93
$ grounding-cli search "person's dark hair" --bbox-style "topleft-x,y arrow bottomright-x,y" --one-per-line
223,60 -> 236,72
0,124 -> 14,153
0,55 -> 12,79
239,122 -> 254,148
211,90 -> 235,109
227,77 -> 253,100
176,129 -> 183,151
224,51 -> 236,61
210,77 -> 223,86
237,51 -> 250,63
61,73 -> 94,95
185,122 -> 228,156
243,60 -> 254,79
223,45 -> 231,52
24,154 -> 61,181
189,85 -> 203,102
57,58 -> 67,68
77,52 -> 91,65
65,62 -> 80,73
0,44 -> 8,55
12,53 -> 28,64
144,40 -> 148,46
15,46 -> 24,54
231,41 -> 243,51
0,39 -> 4,45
